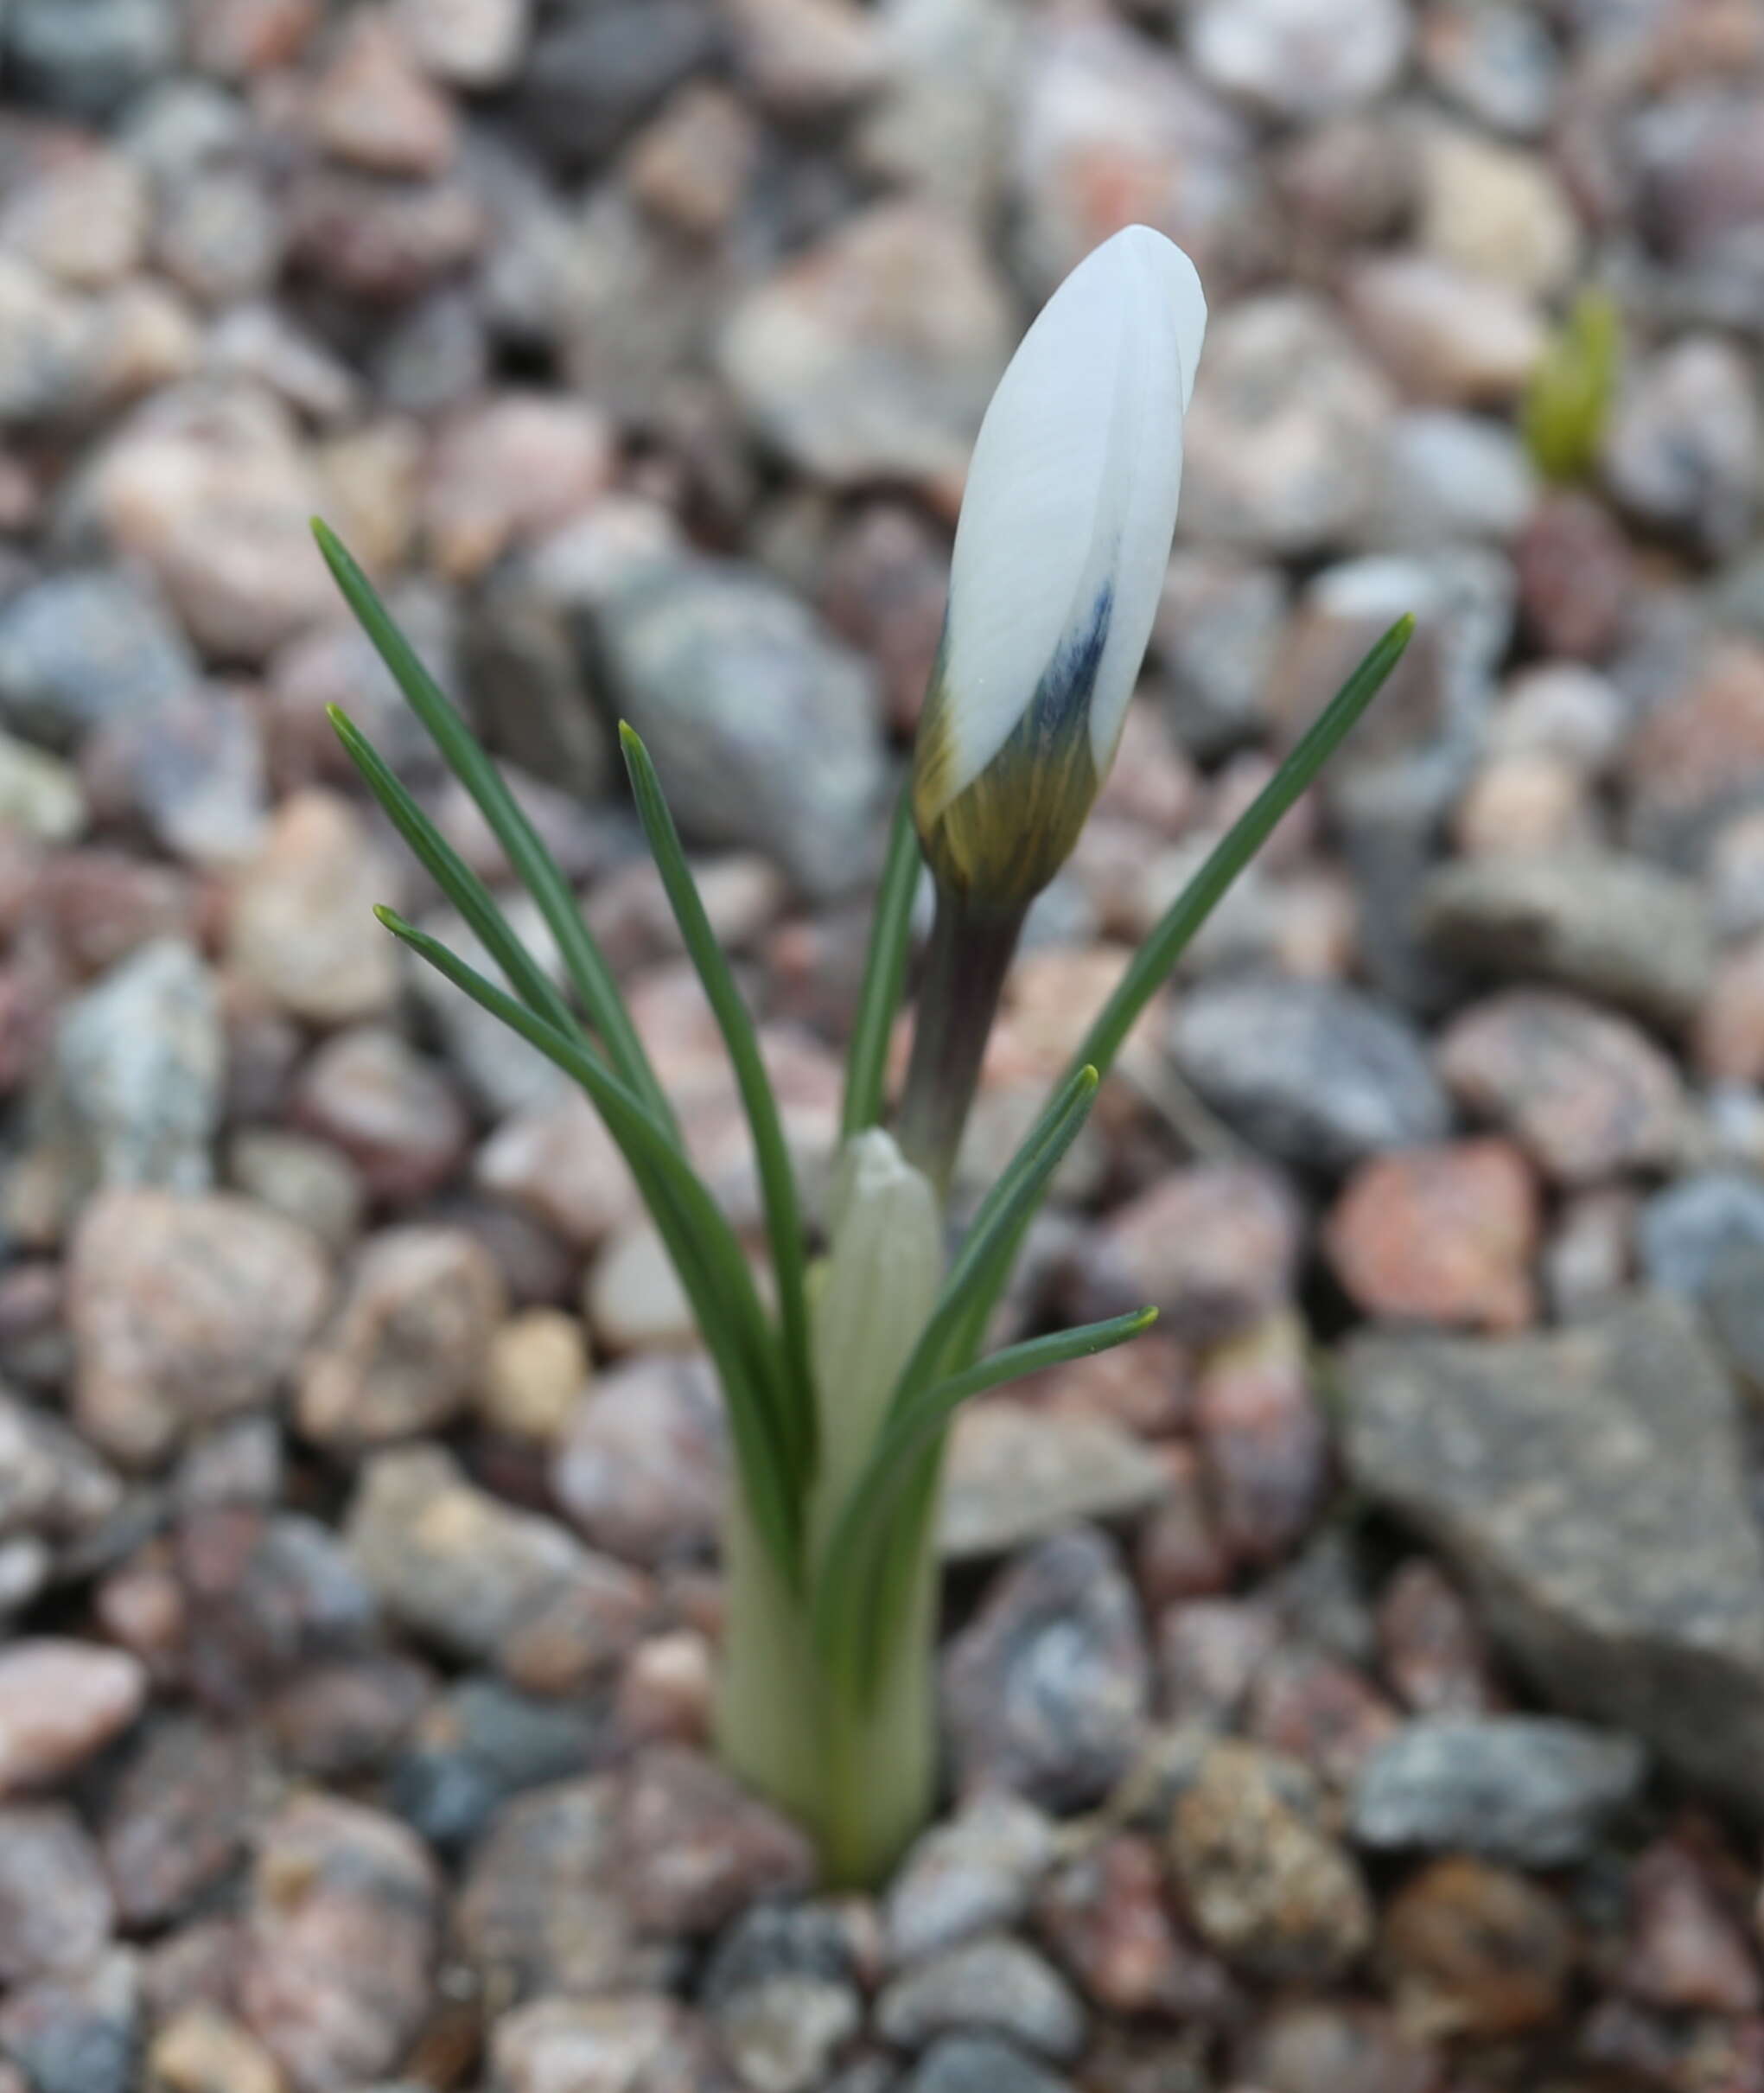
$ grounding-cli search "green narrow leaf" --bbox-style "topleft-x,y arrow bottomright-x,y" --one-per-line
842,786 -> 920,1140
919,619 -> 1417,1406
812,1308 -> 1159,1697
329,705 -> 578,1039
881,1310 -> 1159,1484
330,705 -> 762,1494
1074,615 -> 1415,1082
311,520 -> 678,1144
619,723 -> 815,1487
375,904 -> 802,1586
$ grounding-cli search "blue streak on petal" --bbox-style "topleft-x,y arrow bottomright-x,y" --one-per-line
1026,578 -> 1113,756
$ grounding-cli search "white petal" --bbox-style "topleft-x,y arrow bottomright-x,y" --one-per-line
1086,228 -> 1195,776
933,226 -> 1206,809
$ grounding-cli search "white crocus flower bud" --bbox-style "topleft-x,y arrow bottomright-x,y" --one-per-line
913,225 -> 1207,913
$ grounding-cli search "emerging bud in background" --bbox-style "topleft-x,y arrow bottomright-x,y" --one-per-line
1521,287 -> 1621,487
913,224 -> 1207,916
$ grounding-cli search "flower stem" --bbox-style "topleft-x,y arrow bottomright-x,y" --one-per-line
895,887 -> 1026,1196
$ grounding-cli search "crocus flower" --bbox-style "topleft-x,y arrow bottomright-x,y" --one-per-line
897,225 -> 1206,1188
913,223 -> 1207,915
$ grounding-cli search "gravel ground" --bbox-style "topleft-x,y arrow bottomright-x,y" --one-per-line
2,2 -> 1764,2090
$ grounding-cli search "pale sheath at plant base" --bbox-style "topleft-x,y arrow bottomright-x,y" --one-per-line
315,221 -> 1413,1887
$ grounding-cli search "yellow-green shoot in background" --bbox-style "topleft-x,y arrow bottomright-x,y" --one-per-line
1522,288 -> 1622,486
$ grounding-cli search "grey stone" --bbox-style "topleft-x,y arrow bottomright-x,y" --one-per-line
1188,0 -> 1408,120
718,200 -> 1014,493
854,0 -> 1023,220
461,555 -> 612,802
0,1806 -> 115,1983
1605,336 -> 1759,558
455,1777 -> 635,2000
1153,553 -> 1289,757
939,1407 -> 1168,1563
1420,1 -> 1560,136
827,2063 -> 902,2093
1437,988 -> 1686,1188
704,1905 -> 863,2093
420,1679 -> 600,1797
1419,851 -> 1716,1031
88,685 -> 265,866
1367,410 -> 1538,549
906,2037 -> 1072,2093
1639,1169 -> 1764,1300
1341,1297 -> 1764,1817
1351,1717 -> 1646,1866
0,571 -> 194,751
0,1948 -> 138,2093
100,1715 -> 255,1927
1169,976 -> 1449,1173
556,187 -> 730,425
511,0 -> 723,169
1270,549 -> 1515,812
1701,1237 -> 1764,1397
942,1527 -> 1149,1812
1331,760 -> 1467,1013
1344,252 -> 1544,407
0,1394 -> 121,1553
239,1796 -> 440,2093
5,0 -> 179,118
46,939 -> 223,1196
369,285 -> 488,418
1178,294 -> 1395,554
876,1937 -> 1085,2063
344,1445 -> 651,1680
551,1353 -> 726,1568
704,1901 -> 854,2000
594,557 -> 886,900
0,258 -> 101,429
487,1996 -> 719,2093
1011,16 -> 1265,303
884,1793 -> 1055,1965
0,730 -> 83,844
1631,87 -> 1764,333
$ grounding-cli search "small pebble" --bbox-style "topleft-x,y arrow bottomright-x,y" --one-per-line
1351,1716 -> 1645,1866
297,1225 -> 506,1452
480,1307 -> 589,1444
885,1793 -> 1056,1967
876,1935 -> 1086,2065
942,1528 -> 1149,1813
0,1640 -> 148,1796
1379,1856 -> 1574,2039
0,1805 -> 115,1983
1168,1742 -> 1373,1983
